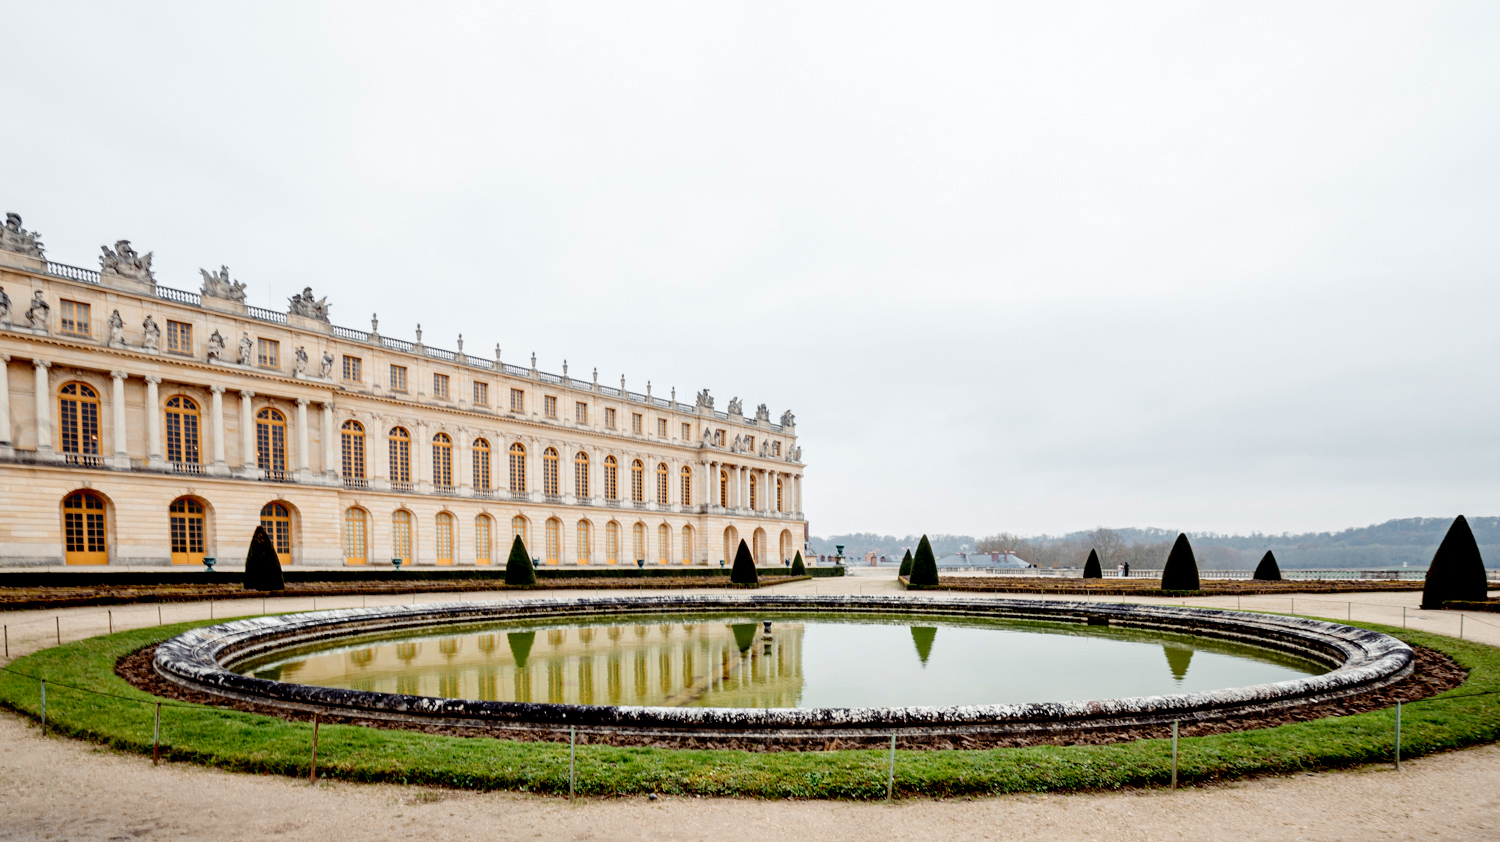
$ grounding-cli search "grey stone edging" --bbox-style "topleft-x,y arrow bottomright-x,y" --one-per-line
153,595 -> 1414,738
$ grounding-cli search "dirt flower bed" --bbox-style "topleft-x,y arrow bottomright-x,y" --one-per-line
0,576 -> 810,612
902,575 -> 1424,597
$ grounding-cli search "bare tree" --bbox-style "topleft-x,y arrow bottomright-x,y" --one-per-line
1087,527 -> 1126,568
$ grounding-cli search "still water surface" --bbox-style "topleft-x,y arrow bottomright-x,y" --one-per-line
238,613 -> 1326,708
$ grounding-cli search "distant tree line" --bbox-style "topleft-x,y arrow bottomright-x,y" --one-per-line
813,516 -> 1500,569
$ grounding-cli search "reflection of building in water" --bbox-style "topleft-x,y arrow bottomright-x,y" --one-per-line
273,621 -> 806,708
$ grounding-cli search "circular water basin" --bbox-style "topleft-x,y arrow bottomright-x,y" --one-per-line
235,613 -> 1327,709
154,595 -> 1413,737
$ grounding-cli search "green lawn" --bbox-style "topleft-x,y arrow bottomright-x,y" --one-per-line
1,619 -> 1496,798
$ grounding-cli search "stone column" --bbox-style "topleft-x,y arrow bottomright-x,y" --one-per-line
322,401 -> 337,482
561,440 -> 574,504
109,371 -> 129,469
371,413 -> 390,491
209,386 -> 228,475
144,375 -> 163,468
413,421 -> 428,493
238,390 -> 258,479
295,397 -> 311,482
740,466 -> 749,512
32,359 -> 53,459
795,475 -> 803,514
0,354 -> 11,457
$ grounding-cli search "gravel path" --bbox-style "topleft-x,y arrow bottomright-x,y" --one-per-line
1,713 -> 1496,841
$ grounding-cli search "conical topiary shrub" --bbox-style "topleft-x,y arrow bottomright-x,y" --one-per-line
243,525 -> 285,591
908,535 -> 939,586
1083,549 -> 1102,579
1422,515 -> 1488,609
730,539 -> 758,585
898,549 -> 913,578
505,535 -> 537,586
1160,533 -> 1200,591
1253,550 -> 1282,581
791,551 -> 806,575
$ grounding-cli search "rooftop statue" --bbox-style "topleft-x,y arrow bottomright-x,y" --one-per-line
695,388 -> 714,410
780,409 -> 795,427
1,213 -> 44,258
727,397 -> 743,417
100,240 -> 155,282
754,403 -> 770,423
200,265 -> 247,302
288,286 -> 330,322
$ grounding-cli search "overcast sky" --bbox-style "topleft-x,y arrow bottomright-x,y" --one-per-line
5,2 -> 1498,538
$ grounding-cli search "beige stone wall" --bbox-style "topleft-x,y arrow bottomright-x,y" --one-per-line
0,261 -> 806,567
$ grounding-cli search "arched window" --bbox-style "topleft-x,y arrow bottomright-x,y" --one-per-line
259,502 -> 292,564
749,473 -> 758,510
63,491 -> 107,564
256,408 -> 287,476
577,520 -> 591,564
656,463 -> 669,505
392,510 -> 412,563
435,512 -> 455,564
630,459 -> 644,503
344,507 -> 368,564
680,466 -> 692,507
776,475 -> 784,512
472,438 -> 491,491
753,528 -> 767,566
604,456 -> 618,500
545,517 -> 561,565
719,470 -> 728,508
723,526 -> 738,566
574,452 -> 590,499
475,514 -> 493,564
605,521 -> 619,565
657,523 -> 670,564
511,515 -> 529,556
780,529 -> 793,563
388,427 -> 411,486
508,442 -> 526,493
164,396 -> 200,465
681,525 -> 694,565
632,522 -> 645,564
169,497 -> 206,565
433,433 -> 453,489
341,420 -> 366,480
543,447 -> 559,496
58,382 -> 100,458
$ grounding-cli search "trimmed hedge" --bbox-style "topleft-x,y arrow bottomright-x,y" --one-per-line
1423,515 -> 1488,610
1160,533 -> 1201,591
1253,551 -> 1282,582
1082,550 -> 1102,579
243,526 -> 285,591
907,536 -> 939,587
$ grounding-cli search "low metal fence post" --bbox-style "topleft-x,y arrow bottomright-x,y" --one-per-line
569,726 -> 577,802
3,625 -> 7,659
153,702 -> 161,765
1394,702 -> 1401,771
1460,614 -> 1465,640
310,713 -> 321,784
1403,606 -> 1406,628
887,733 -> 897,801
108,610 -> 113,634
56,616 -> 61,646
1170,721 -> 1178,790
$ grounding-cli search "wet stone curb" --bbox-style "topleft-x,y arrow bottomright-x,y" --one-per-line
153,595 -> 1414,739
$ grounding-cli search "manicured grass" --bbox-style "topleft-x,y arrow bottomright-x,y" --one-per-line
1,619 -> 1497,798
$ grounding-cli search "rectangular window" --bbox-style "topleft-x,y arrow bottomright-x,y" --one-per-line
59,300 -> 90,336
166,320 -> 192,354
433,373 -> 450,399
604,408 -> 616,429
257,338 -> 280,369
510,388 -> 525,412
389,364 -> 408,393
631,413 -> 643,434
575,402 -> 588,423
544,395 -> 557,418
657,418 -> 667,437
681,422 -> 691,441
473,381 -> 488,405
745,435 -> 755,452
773,441 -> 781,457
342,355 -> 362,383
715,429 -> 725,445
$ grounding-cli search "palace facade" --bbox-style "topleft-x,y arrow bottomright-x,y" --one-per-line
0,213 -> 805,567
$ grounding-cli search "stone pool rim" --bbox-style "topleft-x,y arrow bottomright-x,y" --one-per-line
153,594 -> 1414,738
